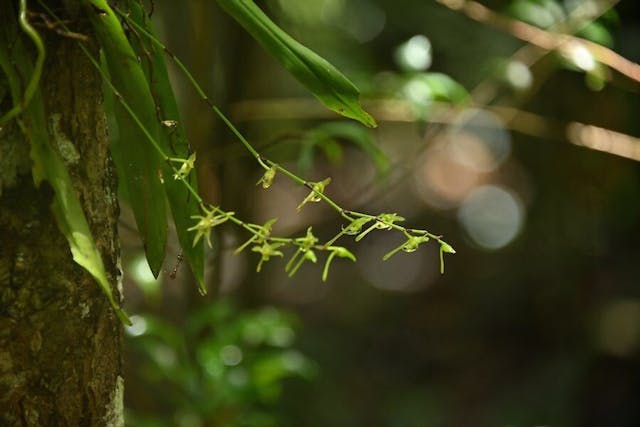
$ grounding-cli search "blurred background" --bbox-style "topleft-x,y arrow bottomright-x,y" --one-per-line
119,0 -> 640,426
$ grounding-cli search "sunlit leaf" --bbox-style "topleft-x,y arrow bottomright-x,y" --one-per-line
216,0 -> 377,127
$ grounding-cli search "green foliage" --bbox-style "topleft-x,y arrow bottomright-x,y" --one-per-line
506,0 -> 617,47
113,5 -> 452,282
3,0 -> 453,323
507,0 -> 566,28
125,300 -> 316,427
216,0 -> 377,128
87,0 -> 168,276
577,21 -> 614,48
123,1 -> 206,293
297,121 -> 390,175
400,72 -> 470,118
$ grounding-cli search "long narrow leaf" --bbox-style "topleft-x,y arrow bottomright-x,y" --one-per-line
216,0 -> 377,128
125,0 -> 205,293
84,0 -> 167,276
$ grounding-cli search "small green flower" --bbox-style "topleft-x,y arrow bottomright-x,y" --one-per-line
296,178 -> 331,212
235,218 -> 278,254
287,249 -> 317,277
402,235 -> 430,253
252,242 -> 285,272
188,205 -> 234,248
378,213 -> 405,227
382,234 -> 430,261
171,152 -> 196,180
322,246 -> 356,282
295,227 -> 318,249
439,241 -> 455,274
286,227 -> 319,276
342,217 -> 373,235
440,242 -> 456,254
256,165 -> 277,189
355,213 -> 405,241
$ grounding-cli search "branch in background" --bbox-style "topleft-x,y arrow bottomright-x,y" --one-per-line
567,122 -> 640,162
230,97 -> 640,162
457,0 -> 621,109
436,0 -> 640,85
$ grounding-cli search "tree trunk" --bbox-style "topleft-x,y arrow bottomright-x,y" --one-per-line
0,7 -> 124,426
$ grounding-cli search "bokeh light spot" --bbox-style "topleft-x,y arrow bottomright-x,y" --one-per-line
565,43 -> 596,71
125,315 -> 147,337
403,78 -> 433,107
281,350 -> 306,372
130,254 -> 160,297
175,413 -> 203,427
458,185 -> 524,250
413,144 -> 481,209
598,300 -> 640,357
227,367 -> 249,387
448,109 -> 511,173
396,35 -> 432,71
152,344 -> 177,368
220,344 -> 243,366
268,326 -> 294,347
505,60 -> 533,89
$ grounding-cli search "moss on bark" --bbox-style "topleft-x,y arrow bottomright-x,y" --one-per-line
0,6 -> 123,426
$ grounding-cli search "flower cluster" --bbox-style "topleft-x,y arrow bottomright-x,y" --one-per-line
188,205 -> 234,248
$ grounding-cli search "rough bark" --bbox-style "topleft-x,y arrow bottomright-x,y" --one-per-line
0,10 -> 124,427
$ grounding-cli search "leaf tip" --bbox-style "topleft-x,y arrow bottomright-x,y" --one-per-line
116,308 -> 133,326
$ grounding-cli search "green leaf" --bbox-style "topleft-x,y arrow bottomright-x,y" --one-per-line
216,0 -> 377,127
297,135 -> 343,174
420,73 -> 469,103
577,22 -> 614,48
312,122 -> 390,175
403,73 -> 469,106
125,1 -> 206,293
87,0 -> 167,276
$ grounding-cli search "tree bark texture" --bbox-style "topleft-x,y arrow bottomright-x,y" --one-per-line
0,8 -> 124,426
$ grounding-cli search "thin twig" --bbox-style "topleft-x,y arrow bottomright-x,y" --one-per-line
437,0 -> 640,84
